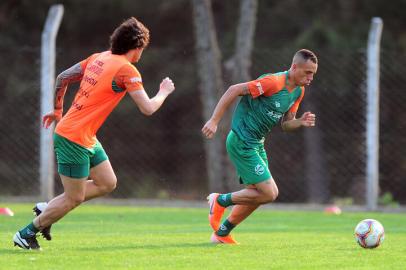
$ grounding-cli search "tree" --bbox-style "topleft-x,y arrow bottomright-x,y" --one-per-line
192,0 -> 258,192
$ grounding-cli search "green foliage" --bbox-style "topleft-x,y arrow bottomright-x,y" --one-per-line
295,20 -> 341,49
379,192 -> 399,207
333,197 -> 355,206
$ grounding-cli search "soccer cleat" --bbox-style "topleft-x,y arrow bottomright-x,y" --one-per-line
13,231 -> 41,250
210,232 -> 239,245
33,202 -> 52,241
207,193 -> 226,231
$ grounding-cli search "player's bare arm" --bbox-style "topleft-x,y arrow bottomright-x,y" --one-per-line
202,83 -> 249,139
42,63 -> 84,129
129,77 -> 175,116
281,111 -> 316,132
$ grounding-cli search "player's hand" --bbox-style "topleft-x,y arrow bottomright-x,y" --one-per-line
42,110 -> 62,129
299,111 -> 316,127
159,77 -> 175,95
202,119 -> 218,139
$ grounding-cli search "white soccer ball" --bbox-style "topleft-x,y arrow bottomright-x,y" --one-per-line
354,219 -> 385,248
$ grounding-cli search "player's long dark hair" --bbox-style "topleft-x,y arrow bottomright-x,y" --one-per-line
110,17 -> 150,55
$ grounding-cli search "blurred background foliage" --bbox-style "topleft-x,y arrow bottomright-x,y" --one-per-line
2,0 -> 406,53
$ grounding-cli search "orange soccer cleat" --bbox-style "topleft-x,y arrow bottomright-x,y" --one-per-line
210,232 -> 239,245
207,193 -> 226,231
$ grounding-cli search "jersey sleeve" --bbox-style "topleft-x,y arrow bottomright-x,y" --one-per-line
246,75 -> 285,98
114,64 -> 144,92
288,87 -> 305,114
79,53 -> 100,71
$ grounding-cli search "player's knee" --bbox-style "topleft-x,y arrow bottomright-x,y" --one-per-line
66,194 -> 85,209
268,188 -> 279,202
256,179 -> 279,204
100,177 -> 117,194
104,179 -> 117,193
262,186 -> 279,204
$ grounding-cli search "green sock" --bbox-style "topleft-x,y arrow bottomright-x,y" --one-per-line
217,193 -> 234,207
19,222 -> 39,238
216,219 -> 236,236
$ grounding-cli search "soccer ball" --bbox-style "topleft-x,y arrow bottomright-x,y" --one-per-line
354,219 -> 385,248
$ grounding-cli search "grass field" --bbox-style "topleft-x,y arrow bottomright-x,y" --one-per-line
1,203 -> 406,270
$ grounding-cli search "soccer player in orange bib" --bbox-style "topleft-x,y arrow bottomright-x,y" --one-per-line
202,49 -> 317,244
13,17 -> 175,250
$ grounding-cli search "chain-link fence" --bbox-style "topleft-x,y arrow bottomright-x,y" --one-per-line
1,45 -> 405,206
0,46 -> 41,197
378,51 -> 406,206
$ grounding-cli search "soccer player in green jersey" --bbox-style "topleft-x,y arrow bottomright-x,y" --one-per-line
202,49 -> 318,244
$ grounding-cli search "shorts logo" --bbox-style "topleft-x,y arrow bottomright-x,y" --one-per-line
254,164 -> 265,175
275,101 -> 280,108
255,82 -> 264,95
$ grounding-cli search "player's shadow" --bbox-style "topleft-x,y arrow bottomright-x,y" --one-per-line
1,243 -> 233,254
77,242 -> 217,251
0,247 -> 43,254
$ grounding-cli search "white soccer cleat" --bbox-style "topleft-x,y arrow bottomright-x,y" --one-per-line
35,202 -> 48,212
13,231 -> 41,250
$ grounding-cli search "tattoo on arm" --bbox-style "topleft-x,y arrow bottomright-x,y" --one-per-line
54,63 -> 84,110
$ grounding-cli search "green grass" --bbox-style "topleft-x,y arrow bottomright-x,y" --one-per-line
1,203 -> 406,270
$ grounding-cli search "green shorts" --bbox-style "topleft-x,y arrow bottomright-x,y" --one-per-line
54,133 -> 108,179
226,130 -> 271,185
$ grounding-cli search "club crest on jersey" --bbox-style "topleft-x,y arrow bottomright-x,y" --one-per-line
254,164 -> 265,175
255,82 -> 264,95
275,101 -> 280,108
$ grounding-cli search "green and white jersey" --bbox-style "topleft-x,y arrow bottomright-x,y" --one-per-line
231,71 -> 305,145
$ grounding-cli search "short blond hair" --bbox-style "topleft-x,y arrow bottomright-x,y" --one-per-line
293,49 -> 318,64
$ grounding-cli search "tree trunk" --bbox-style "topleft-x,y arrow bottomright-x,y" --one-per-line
225,0 -> 258,83
223,0 -> 258,191
192,0 -> 258,193
304,99 -> 329,203
191,0 -> 226,192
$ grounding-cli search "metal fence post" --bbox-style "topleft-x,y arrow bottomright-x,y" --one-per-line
366,17 -> 383,210
40,4 -> 64,201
